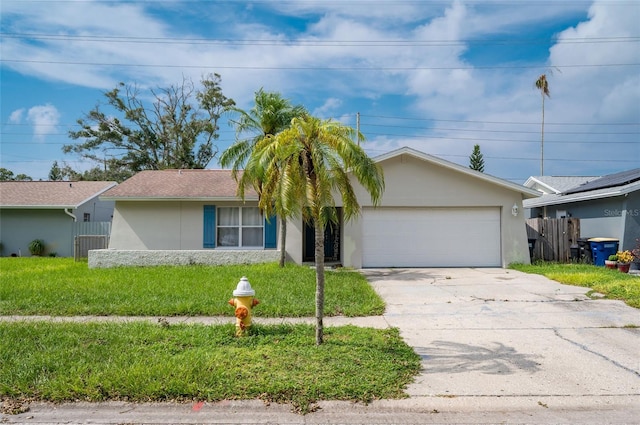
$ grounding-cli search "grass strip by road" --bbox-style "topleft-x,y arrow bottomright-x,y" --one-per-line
510,263 -> 640,308
0,321 -> 420,413
0,258 -> 384,317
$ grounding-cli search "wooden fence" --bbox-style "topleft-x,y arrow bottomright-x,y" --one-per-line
525,218 -> 581,262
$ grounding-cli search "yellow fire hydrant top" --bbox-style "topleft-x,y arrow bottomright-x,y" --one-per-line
228,276 -> 259,336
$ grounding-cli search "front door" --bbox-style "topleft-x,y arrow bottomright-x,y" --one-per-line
303,209 -> 341,263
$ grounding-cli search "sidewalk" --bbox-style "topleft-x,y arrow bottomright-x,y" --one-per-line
0,314 -> 389,328
3,267 -> 640,424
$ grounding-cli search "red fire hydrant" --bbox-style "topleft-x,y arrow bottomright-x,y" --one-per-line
228,276 -> 259,336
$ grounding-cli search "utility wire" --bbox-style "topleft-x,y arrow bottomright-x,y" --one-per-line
2,58 -> 638,71
358,114 -> 640,126
2,32 -> 638,47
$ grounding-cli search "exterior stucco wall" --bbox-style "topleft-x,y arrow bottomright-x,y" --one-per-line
89,249 -> 279,268
284,153 -> 532,268
108,200 -> 275,251
541,198 -> 623,241
74,196 -> 115,222
539,195 -> 640,251
622,191 -> 639,251
285,216 -> 304,265
0,209 -> 74,257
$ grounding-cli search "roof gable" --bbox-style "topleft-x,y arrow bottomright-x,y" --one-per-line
0,181 -> 117,208
374,147 -> 540,199
101,169 -> 256,200
524,176 -> 598,194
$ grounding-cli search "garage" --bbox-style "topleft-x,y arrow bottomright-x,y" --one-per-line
362,207 -> 501,267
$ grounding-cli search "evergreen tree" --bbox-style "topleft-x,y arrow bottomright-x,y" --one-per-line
469,144 -> 485,173
49,161 -> 64,181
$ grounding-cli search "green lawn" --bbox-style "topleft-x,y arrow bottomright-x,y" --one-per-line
0,258 -> 419,412
0,258 -> 384,317
510,262 -> 640,308
0,322 -> 420,413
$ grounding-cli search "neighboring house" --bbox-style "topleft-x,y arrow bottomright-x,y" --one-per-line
0,181 -> 117,257
524,168 -> 640,251
523,176 -> 597,199
102,169 -> 276,250
98,147 -> 539,268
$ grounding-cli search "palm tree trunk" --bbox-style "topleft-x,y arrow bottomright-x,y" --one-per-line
314,220 -> 325,345
278,217 -> 287,267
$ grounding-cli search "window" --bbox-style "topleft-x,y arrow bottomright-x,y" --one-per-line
217,207 -> 263,247
83,213 -> 91,222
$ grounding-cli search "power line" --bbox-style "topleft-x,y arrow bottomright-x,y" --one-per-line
360,132 -> 640,144
5,116 -> 639,128
5,126 -> 639,137
359,114 -> 640,126
2,58 -> 638,71
361,123 -> 640,135
3,32 -> 638,47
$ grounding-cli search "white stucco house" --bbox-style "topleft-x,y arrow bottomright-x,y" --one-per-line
93,147 -> 539,268
0,181 -> 117,257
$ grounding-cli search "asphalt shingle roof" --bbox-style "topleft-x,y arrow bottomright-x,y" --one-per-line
101,169 -> 256,200
0,181 -> 117,208
528,176 -> 598,193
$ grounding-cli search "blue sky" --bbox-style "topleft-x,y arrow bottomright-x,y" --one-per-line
1,0 -> 639,182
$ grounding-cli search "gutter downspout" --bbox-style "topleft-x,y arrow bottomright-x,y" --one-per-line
65,208 -> 77,222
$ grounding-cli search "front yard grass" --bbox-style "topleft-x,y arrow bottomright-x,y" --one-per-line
0,258 -> 384,317
0,322 -> 421,413
510,262 -> 640,308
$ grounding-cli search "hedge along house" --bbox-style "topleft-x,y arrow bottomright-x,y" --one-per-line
92,147 -> 539,268
0,181 -> 117,257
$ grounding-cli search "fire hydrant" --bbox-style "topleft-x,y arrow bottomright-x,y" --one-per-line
228,276 -> 259,337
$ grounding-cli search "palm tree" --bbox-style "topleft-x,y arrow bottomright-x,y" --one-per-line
250,115 -> 384,345
535,74 -> 550,176
220,89 -> 306,267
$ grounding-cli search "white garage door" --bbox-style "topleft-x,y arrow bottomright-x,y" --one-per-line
362,207 -> 501,267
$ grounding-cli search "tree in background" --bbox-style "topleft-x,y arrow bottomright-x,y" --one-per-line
469,144 -> 485,173
0,168 -> 32,181
250,115 -> 384,345
48,161 -> 64,181
65,74 -> 235,176
47,160 -> 129,182
220,89 -> 306,267
535,73 -> 551,176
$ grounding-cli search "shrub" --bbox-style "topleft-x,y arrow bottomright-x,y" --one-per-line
28,239 -> 45,256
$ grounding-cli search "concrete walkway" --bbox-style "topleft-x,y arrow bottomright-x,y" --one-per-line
2,268 -> 640,424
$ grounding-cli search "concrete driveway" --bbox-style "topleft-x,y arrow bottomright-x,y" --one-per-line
363,267 -> 640,418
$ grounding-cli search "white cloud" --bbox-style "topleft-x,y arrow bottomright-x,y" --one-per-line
26,104 -> 61,139
313,98 -> 343,118
2,0 -> 638,180
9,108 -> 25,124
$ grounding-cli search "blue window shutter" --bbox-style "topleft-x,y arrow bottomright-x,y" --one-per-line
203,205 -> 216,248
264,214 -> 277,249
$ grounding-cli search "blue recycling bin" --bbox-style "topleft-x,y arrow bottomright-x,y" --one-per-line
588,238 -> 619,266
